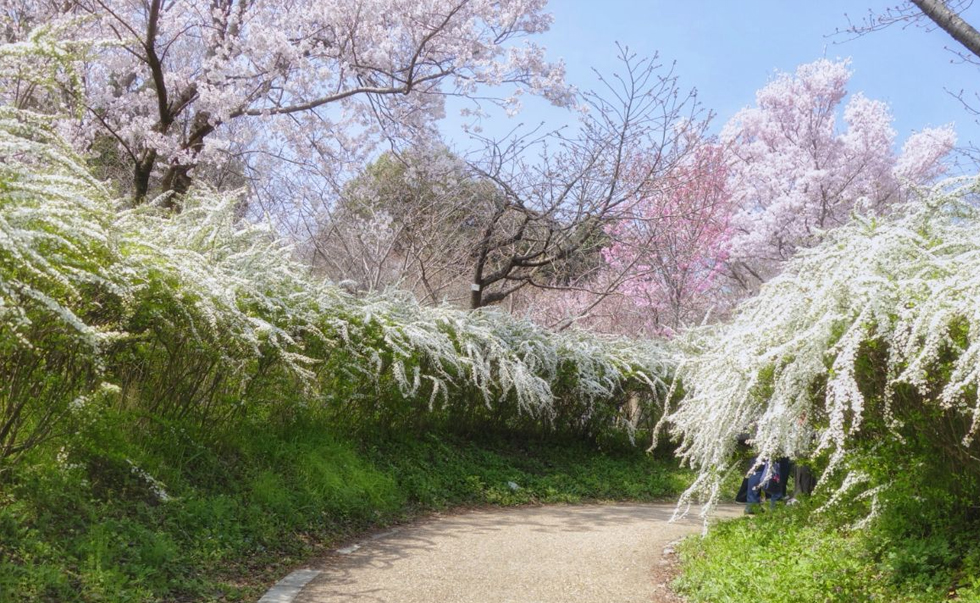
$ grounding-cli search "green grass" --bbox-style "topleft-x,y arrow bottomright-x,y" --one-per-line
675,425 -> 980,603
0,407 -> 689,603
675,500 -> 980,603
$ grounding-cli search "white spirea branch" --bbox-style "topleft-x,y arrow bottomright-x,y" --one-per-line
0,96 -> 673,457
669,177 -> 980,520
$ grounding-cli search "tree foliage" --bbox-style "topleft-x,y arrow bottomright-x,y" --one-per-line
600,143 -> 733,334
464,47 -> 706,313
315,47 -> 708,316
312,147 -> 502,304
721,58 -> 955,286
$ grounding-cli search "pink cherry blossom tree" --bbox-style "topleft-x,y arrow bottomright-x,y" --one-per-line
597,143 -> 734,335
561,58 -> 956,336
0,0 -> 571,203
721,58 -> 956,287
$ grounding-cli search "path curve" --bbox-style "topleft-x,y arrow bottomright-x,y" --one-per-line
282,503 -> 740,603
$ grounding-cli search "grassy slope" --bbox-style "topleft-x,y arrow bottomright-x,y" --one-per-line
675,500 -> 980,603
0,408 -> 689,603
675,427 -> 980,602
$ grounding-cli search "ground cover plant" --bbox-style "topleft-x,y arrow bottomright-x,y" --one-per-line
676,457 -> 980,603
675,498 -> 980,603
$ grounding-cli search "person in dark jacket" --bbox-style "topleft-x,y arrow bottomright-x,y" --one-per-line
744,456 -> 791,514
788,463 -> 816,502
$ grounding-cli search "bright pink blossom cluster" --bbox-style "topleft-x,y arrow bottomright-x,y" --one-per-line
601,143 -> 734,333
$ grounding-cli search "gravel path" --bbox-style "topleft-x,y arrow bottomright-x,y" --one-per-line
290,503 -> 741,603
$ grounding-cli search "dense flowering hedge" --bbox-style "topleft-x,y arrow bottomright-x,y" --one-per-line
0,106 -> 672,466
667,178 -> 980,515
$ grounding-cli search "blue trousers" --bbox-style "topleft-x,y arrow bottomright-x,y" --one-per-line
746,465 -> 785,509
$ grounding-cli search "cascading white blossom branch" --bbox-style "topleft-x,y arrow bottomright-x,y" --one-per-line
666,177 -> 980,520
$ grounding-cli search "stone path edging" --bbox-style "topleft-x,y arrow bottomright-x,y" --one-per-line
257,568 -> 322,603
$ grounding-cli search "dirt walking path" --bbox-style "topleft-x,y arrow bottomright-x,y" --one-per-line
287,503 -> 740,603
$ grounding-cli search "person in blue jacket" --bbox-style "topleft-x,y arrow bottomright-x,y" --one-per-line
744,456 -> 791,514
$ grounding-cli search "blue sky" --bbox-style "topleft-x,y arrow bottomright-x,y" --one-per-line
442,1 -> 980,153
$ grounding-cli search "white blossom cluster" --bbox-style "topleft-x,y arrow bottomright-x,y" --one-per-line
0,107 -> 118,344
0,100 -> 673,461
126,459 -> 171,503
667,178 -> 980,517
349,299 -> 673,437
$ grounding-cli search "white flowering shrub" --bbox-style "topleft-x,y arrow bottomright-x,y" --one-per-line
107,191 -> 328,421
305,292 -> 673,438
0,107 -> 127,463
0,100 -> 674,467
667,178 -> 980,515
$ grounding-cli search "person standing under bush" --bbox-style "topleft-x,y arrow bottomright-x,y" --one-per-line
744,457 -> 790,514
788,463 -> 816,503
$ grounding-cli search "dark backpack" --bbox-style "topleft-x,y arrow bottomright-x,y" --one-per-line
763,458 -> 791,496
